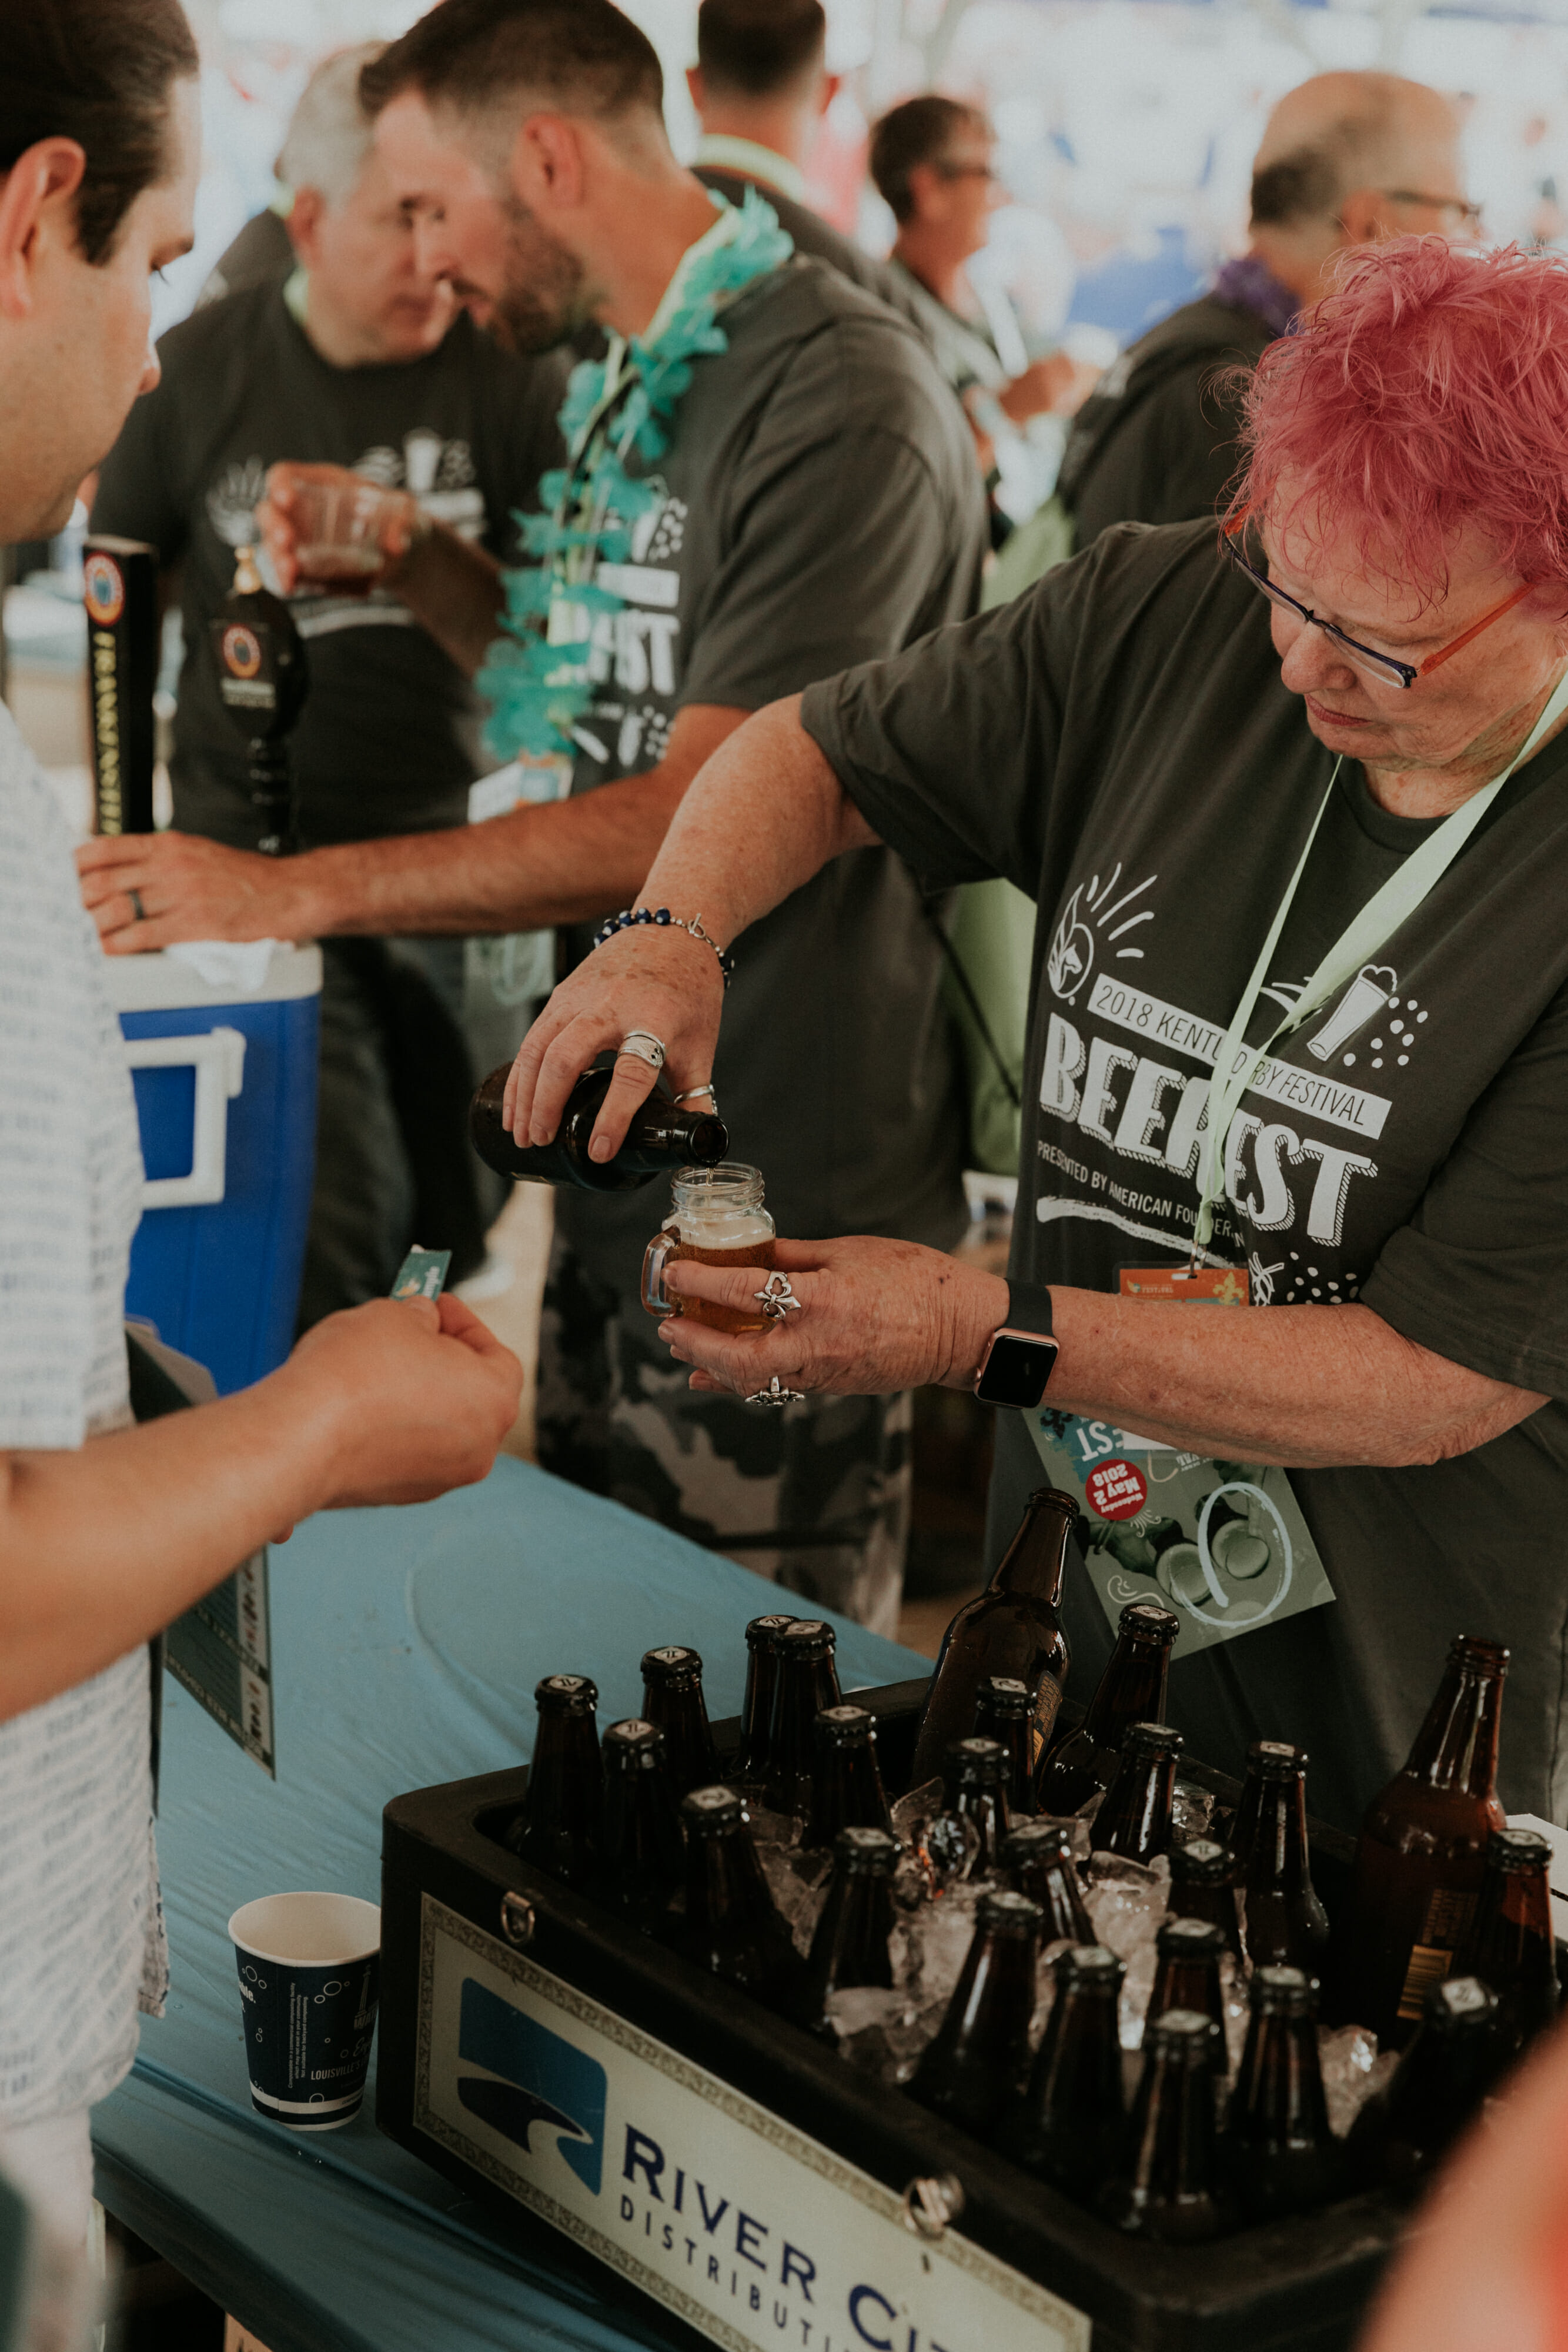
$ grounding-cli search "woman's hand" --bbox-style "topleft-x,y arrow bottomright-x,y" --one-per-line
504,922 -> 726,1157
656,1236 -> 1009,1398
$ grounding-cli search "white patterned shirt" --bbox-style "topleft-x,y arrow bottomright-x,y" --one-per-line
0,707 -> 165,2123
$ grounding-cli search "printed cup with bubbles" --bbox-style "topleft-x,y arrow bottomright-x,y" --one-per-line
228,1892 -> 381,2130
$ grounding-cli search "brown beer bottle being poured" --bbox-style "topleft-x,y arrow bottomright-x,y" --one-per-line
470,1062 -> 727,1194
1036,1602 -> 1179,1817
1338,1635 -> 1508,2044
910,1486 -> 1073,1789
1099,2009 -> 1236,2243
910,1889 -> 1043,2135
796,1826 -> 899,2036
1455,1826 -> 1559,2062
1168,1839 -> 1242,1959
974,1677 -> 1036,1818
1093,1723 -> 1183,1865
1003,1942 -> 1126,2198
1232,1966 -> 1340,2221
1144,1917 -> 1227,2075
734,1613 -> 795,1786
668,1786 -> 799,2004
763,1621 -> 841,1816
1227,1743 -> 1330,1973
805,1706 -> 893,1847
998,1819 -> 1094,1944
503,1675 -> 601,1884
640,1646 -> 718,1795
594,1719 -> 686,1932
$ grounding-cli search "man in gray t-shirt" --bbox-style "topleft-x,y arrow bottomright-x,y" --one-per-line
79,0 -> 985,1632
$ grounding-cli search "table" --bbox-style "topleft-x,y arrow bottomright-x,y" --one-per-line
92,1458 -> 929,2352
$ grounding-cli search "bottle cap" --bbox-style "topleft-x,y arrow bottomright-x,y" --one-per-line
1155,1915 -> 1225,1960
834,1825 -> 899,1875
1423,1975 -> 1498,2032
778,1619 -> 835,1658
1246,1739 -> 1306,1779
1124,1721 -> 1184,1759
1000,1820 -> 1075,1868
1249,1965 -> 1318,2016
602,1719 -> 667,1768
681,1786 -> 745,1834
1168,1838 -> 1230,1886
976,1676 -> 1031,1719
1146,2008 -> 1216,2066
745,1615 -> 795,1651
947,1736 -> 1008,1787
1449,1633 -> 1510,1675
642,1645 -> 704,1686
1486,1826 -> 1553,1873
815,1704 -> 876,1748
535,1673 -> 599,1714
977,1887 -> 1044,1935
1118,1602 -> 1181,1642
1056,1942 -> 1123,1987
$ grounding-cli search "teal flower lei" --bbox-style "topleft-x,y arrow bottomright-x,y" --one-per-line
476,187 -> 793,762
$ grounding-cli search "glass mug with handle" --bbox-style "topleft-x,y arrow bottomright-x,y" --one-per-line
643,1164 -> 777,1335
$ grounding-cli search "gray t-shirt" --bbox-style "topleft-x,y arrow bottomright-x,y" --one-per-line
804,518 -> 1568,1829
557,253 -> 988,1292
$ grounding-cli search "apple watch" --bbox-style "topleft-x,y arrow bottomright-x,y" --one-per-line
974,1282 -> 1059,1409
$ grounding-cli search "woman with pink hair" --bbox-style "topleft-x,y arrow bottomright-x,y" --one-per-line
503,236 -> 1568,1828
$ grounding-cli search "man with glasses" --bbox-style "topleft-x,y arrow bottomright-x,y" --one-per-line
506,235 -> 1568,1838
1059,71 -> 1475,549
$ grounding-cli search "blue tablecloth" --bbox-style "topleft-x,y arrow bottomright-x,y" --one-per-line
92,1458 -> 928,2352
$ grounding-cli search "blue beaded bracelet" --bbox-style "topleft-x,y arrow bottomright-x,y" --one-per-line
591,906 -> 735,989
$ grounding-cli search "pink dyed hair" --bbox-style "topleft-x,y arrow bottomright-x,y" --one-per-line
1231,237 -> 1568,603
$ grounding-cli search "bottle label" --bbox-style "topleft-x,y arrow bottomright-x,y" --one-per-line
1396,1888 -> 1478,2021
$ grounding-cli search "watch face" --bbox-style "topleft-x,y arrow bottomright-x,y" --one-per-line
976,1332 -> 1059,1410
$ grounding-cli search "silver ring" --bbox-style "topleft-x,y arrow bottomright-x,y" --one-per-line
754,1271 -> 801,1321
128,889 -> 145,924
617,1030 -> 666,1071
674,1083 -> 718,1110
743,1374 -> 807,1408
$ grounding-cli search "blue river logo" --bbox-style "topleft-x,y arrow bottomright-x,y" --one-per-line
456,1977 -> 607,2195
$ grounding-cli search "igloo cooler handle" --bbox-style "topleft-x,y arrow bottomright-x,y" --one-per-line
123,1027 -> 247,1210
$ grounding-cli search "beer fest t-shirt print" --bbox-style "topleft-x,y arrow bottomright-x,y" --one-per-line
803,519 -> 1568,1830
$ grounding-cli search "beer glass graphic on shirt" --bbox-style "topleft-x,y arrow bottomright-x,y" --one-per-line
1306,964 -> 1396,1061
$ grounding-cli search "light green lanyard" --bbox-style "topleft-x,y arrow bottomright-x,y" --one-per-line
1193,663 -> 1568,1253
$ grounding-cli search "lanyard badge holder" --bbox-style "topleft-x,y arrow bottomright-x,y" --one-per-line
1029,661 -> 1568,1661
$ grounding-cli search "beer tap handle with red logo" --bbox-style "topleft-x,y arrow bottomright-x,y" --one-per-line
210,545 -> 309,857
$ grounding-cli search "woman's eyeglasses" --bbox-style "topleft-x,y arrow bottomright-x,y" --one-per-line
1223,529 -> 1536,690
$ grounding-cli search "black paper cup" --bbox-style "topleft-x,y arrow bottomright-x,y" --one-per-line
228,1892 -> 381,2130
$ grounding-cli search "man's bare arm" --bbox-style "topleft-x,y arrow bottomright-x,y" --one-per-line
77,703 -> 750,946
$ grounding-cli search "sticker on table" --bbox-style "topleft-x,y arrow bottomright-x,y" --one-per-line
1027,1411 -> 1336,1662
165,1547 -> 275,1776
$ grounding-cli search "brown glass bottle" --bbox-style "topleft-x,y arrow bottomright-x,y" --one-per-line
975,1677 -> 1036,1818
1168,1839 -> 1242,1959
209,544 -> 309,854
796,1826 -> 899,2036
910,1889 -> 1043,2135
1455,1826 -> 1559,2062
594,1719 -> 686,1932
910,1488 -> 1074,1788
668,1786 -> 799,2004
503,1674 -> 601,1884
1338,1635 -> 1508,2044
999,1820 -> 1094,1944
1003,1942 -> 1125,2197
640,1646 -> 718,1795
764,1621 -> 842,1815
806,1706 -> 893,1847
1093,1723 -> 1183,1865
1232,1966 -> 1340,2221
1228,1744 -> 1330,1974
1099,2009 -> 1236,2243
927,1738 -> 1012,1882
734,1613 -> 795,1783
1348,1975 -> 1502,2194
1036,1602 -> 1179,1817
1144,1917 -> 1227,2074
470,1063 -> 728,1194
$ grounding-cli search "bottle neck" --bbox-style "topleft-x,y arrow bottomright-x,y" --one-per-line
1131,2052 -> 1216,2196
946,1932 -> 1035,2054
1403,1660 -> 1504,1798
1246,1779 -> 1312,1893
687,1828 -> 771,1935
1084,1638 -> 1171,1739
990,1493 -> 1072,1608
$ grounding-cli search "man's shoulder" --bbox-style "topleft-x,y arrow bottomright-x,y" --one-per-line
1031,516 -> 1242,636
1118,292 -> 1276,381
725,255 -> 959,434
698,169 -> 922,322
153,279 -> 283,376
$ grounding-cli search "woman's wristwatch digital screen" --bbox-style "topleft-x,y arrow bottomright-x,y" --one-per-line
973,1282 -> 1059,1410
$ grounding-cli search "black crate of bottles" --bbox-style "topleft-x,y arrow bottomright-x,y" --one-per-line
378,1672 -> 1430,2352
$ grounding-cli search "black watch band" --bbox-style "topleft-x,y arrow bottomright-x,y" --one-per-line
1006,1281 -> 1055,1341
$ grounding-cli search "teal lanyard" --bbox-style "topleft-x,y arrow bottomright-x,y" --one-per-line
1193,664 -> 1568,1254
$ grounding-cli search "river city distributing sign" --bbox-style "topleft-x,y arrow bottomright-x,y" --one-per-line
413,1896 -> 1090,2352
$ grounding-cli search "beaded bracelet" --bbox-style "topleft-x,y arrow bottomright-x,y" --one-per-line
591,906 -> 736,990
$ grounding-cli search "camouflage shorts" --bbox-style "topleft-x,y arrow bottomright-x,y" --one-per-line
535,1236 -> 911,1638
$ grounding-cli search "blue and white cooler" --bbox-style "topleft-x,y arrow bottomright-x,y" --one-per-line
105,943 -> 322,1395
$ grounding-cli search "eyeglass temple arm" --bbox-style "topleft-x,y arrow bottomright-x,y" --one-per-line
1419,582 -> 1537,676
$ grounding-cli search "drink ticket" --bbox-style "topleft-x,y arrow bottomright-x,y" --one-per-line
392,1247 -> 452,1302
